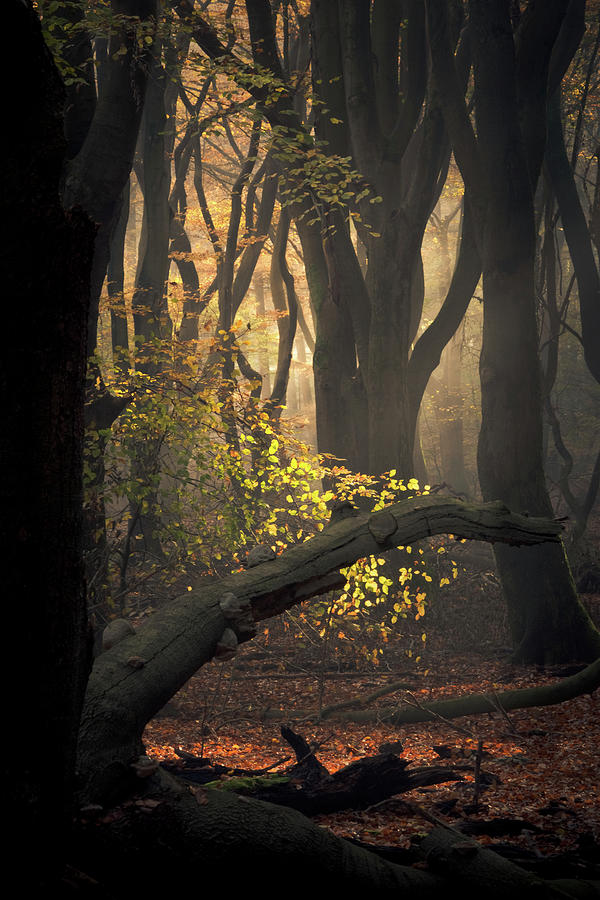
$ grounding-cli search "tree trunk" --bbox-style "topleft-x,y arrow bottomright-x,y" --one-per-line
108,180 -> 131,359
267,207 -> 298,414
2,2 -> 95,884
132,36 -> 172,348
545,85 -> 600,386
427,0 -> 600,663
74,768 -> 446,896
469,0 -> 599,664
62,0 -> 156,356
296,216 -> 364,469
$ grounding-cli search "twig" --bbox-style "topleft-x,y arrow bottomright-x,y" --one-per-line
402,691 -> 479,737
472,738 -> 484,812
368,797 -> 462,835
403,692 -> 487,810
486,691 -> 518,735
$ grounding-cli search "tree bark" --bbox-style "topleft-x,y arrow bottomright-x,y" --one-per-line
267,206 -> 298,414
2,1 -> 95,884
420,826 -> 584,899
132,35 -> 173,348
74,768 -> 446,896
72,764 -> 600,896
108,180 -> 131,358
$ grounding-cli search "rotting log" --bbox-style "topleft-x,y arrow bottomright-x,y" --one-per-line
212,753 -> 462,816
178,725 -> 462,816
77,496 -> 562,803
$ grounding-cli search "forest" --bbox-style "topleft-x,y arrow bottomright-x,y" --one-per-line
3,0 -> 600,895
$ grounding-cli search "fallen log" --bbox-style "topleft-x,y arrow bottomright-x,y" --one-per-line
303,656 -> 600,726
212,753 -> 462,816
74,768 -> 446,896
420,825 -> 600,899
72,768 -> 600,899
191,726 -> 462,816
77,496 -> 563,804
258,657 -> 600,726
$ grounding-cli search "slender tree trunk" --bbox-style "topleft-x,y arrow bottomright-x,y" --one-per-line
268,207 -> 298,415
108,180 -> 131,359
254,272 -> 272,398
132,38 -> 173,349
432,207 -> 470,493
545,85 -> 600,385
129,33 -> 179,561
438,334 -> 469,495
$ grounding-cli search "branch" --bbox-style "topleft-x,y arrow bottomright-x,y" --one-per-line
407,198 -> 480,428
338,0 -> 380,177
425,0 -> 484,204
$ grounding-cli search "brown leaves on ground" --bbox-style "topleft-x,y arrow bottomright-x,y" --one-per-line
143,644 -> 599,866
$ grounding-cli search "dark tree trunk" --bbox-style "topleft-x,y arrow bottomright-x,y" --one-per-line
62,0 -> 156,356
2,1 -> 95,885
545,85 -> 600,386
427,0 -> 600,663
128,36 -> 177,561
470,0 -> 598,664
132,37 -> 173,348
268,207 -> 298,415
296,216 -> 365,469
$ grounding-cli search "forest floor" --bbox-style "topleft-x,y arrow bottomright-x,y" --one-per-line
142,560 -> 600,878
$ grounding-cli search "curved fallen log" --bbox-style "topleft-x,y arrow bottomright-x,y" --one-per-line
77,496 -> 562,803
325,656 -> 600,726
260,657 -> 600,726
